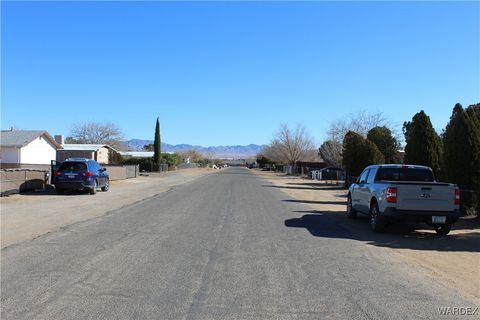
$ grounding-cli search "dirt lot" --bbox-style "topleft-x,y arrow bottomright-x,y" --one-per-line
252,169 -> 480,305
1,168 -> 212,249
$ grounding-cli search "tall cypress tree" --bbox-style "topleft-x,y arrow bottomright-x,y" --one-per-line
403,110 -> 442,177
153,117 -> 161,171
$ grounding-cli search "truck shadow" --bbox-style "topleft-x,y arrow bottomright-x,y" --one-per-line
283,199 -> 347,206
284,211 -> 480,252
286,183 -> 345,190
262,185 -> 330,191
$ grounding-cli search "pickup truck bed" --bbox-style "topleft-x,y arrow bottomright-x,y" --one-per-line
347,164 -> 459,235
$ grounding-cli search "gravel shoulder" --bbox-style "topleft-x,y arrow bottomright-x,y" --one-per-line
1,168 -> 213,249
251,169 -> 480,305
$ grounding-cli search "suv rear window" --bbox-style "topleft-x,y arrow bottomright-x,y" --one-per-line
58,162 -> 87,172
375,167 -> 434,182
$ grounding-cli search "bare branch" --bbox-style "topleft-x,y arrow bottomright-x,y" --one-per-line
326,110 -> 396,143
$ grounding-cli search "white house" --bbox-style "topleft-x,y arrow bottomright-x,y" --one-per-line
0,130 -> 61,167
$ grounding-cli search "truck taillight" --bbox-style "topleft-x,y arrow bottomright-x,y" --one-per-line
54,171 -> 61,177
454,188 -> 460,206
83,171 -> 94,177
386,187 -> 397,203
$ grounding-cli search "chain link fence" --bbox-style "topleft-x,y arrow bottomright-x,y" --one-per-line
1,169 -> 49,196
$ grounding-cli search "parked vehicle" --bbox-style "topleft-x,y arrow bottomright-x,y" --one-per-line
319,167 -> 345,180
53,158 -> 110,195
347,164 -> 460,235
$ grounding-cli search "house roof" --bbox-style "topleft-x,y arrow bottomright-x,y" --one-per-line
119,151 -> 154,158
60,144 -> 119,152
0,130 -> 61,149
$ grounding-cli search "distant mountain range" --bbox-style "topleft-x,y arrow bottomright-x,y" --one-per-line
126,139 -> 265,158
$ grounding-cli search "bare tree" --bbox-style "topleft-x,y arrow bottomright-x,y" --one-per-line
178,150 -> 204,163
318,140 -> 342,167
67,122 -> 125,150
262,140 -> 285,163
268,124 -> 316,165
326,110 -> 395,143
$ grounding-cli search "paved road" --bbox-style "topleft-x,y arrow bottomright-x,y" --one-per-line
1,168 -> 475,319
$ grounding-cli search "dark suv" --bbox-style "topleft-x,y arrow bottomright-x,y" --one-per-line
54,158 -> 110,195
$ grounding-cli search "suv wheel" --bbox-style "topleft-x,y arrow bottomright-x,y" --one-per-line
101,179 -> 110,192
370,201 -> 386,233
434,223 -> 452,236
346,195 -> 357,219
90,180 -> 97,195
56,188 -> 64,195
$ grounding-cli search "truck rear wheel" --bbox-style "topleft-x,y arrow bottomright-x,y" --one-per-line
90,180 -> 97,195
346,195 -> 357,219
434,223 -> 452,236
370,202 -> 386,233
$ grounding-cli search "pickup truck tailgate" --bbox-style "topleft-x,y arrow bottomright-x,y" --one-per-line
396,183 -> 455,212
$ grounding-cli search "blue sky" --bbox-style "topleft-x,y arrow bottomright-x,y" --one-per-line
1,1 -> 479,146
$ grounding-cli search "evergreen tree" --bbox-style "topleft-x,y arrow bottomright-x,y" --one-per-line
153,117 -> 161,171
343,131 -> 364,177
469,103 -> 480,121
363,139 -> 385,167
465,104 -> 480,191
318,140 -> 342,167
442,104 -> 468,184
403,110 -> 442,176
442,103 -> 480,212
367,126 -> 400,163
342,131 -> 384,177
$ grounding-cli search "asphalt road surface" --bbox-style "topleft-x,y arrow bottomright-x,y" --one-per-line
1,168 -> 475,319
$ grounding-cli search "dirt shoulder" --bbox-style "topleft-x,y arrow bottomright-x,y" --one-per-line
252,169 -> 480,305
1,168 -> 213,249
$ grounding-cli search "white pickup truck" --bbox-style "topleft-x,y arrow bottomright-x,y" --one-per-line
347,164 -> 460,235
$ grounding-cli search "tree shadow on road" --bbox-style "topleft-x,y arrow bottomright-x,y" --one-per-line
284,211 -> 480,253
19,189 -> 92,196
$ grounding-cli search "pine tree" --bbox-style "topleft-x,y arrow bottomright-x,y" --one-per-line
403,110 -> 442,177
153,117 -> 161,171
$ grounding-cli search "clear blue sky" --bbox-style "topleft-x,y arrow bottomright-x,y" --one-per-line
2,1 -> 479,146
